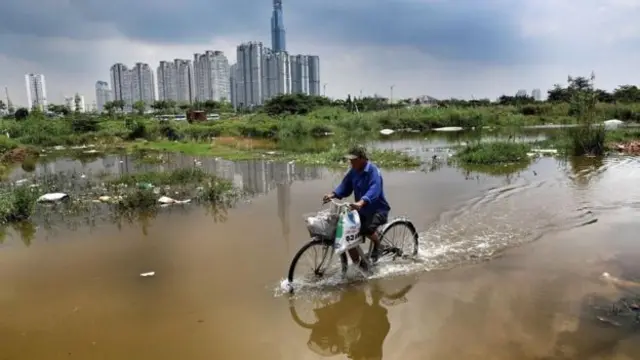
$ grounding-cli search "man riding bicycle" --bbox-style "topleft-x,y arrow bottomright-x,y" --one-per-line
323,146 -> 390,273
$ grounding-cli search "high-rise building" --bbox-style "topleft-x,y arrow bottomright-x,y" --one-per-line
25,73 -> 47,110
157,59 -> 193,104
307,56 -> 320,96
230,63 -> 239,109
95,81 -> 111,112
532,88 -> 542,101
271,0 -> 286,52
235,42 -> 265,108
157,61 -> 177,102
110,63 -> 132,109
262,49 -> 291,101
174,59 -> 194,104
193,51 -> 230,102
290,55 -> 309,94
130,62 -> 156,106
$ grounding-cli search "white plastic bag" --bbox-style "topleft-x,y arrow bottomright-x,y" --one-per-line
334,208 -> 362,254
305,209 -> 338,238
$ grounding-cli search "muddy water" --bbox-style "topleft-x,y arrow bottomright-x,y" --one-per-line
1,146 -> 640,359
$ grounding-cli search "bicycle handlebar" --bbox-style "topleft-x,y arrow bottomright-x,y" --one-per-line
324,198 -> 351,208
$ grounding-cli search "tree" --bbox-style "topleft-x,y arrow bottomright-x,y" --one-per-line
262,93 -> 333,116
103,101 -> 116,116
0,100 -> 6,113
111,100 -> 126,112
203,100 -> 219,113
133,100 -> 146,115
547,84 -> 571,102
74,93 -> 82,112
612,85 -> 640,103
47,104 -> 70,116
14,107 -> 29,121
151,100 -> 168,114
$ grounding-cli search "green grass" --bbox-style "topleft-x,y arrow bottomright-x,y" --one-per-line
0,186 -> 41,224
129,140 -> 258,160
454,142 -> 531,165
1,101 -> 638,169
287,147 -> 421,168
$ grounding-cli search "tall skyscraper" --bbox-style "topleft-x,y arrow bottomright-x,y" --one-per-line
193,51 -> 230,102
95,81 -> 111,112
262,49 -> 291,101
174,59 -> 194,104
290,55 -> 309,94
532,88 -> 542,101
236,42 -> 265,108
157,61 -> 177,101
25,73 -> 47,110
110,63 -> 132,109
130,62 -> 156,106
230,63 -> 239,109
271,0 -> 286,52
157,59 -> 193,104
307,56 -> 320,96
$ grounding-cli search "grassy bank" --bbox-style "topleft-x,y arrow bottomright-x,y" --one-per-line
2,81 -> 640,168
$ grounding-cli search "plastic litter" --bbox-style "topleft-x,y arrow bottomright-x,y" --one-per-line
433,126 -> 463,132
305,209 -> 339,238
140,271 -> 155,277
37,192 -> 69,203
157,196 -> 191,205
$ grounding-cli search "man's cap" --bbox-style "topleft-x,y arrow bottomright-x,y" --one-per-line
345,145 -> 368,160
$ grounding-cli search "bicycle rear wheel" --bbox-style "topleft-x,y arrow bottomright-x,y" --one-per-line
369,219 -> 419,261
287,239 -> 348,291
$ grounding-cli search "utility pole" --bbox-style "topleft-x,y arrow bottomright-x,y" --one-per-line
323,83 -> 327,97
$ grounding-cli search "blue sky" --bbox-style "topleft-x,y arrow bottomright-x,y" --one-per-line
1,0 -> 639,106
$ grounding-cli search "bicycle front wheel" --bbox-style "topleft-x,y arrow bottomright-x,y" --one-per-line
287,239 -> 348,290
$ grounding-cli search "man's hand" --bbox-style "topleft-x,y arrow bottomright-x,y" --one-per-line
322,193 -> 335,204
349,200 -> 366,211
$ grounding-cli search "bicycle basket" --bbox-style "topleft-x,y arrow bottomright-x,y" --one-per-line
305,209 -> 339,239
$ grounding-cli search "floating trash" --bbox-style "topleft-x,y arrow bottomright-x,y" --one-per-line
433,126 -> 463,132
37,192 -> 69,203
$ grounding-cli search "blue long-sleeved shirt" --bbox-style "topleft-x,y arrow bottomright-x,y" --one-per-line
333,162 -> 391,217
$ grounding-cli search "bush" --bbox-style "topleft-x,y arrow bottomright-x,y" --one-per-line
454,142 -> 530,165
71,116 -> 99,133
0,186 -> 40,223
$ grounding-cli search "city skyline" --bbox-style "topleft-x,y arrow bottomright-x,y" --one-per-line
2,1 -> 639,107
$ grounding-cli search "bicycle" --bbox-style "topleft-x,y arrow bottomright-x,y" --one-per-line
286,199 -> 420,292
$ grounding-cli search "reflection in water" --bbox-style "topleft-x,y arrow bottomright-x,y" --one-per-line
290,281 -> 413,359
0,221 -> 37,247
3,153 -> 325,242
277,183 -> 291,252
9,153 -> 324,196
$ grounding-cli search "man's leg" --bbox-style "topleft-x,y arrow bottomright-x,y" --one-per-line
366,212 -> 388,263
362,213 -> 388,262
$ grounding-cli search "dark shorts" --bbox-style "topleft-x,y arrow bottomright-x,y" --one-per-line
359,212 -> 388,236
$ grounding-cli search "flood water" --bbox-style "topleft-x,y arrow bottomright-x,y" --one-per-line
1,135 -> 639,359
